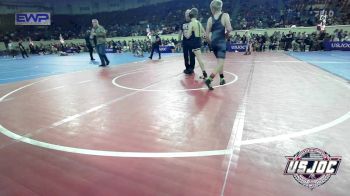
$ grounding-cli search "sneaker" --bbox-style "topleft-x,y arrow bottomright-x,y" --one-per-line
220,78 -> 226,85
205,79 -> 214,90
99,64 -> 106,67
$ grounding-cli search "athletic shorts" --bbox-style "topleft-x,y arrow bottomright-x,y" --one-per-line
189,37 -> 202,50
211,41 -> 226,59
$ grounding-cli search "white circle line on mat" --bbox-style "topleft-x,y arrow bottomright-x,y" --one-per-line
112,70 -> 238,92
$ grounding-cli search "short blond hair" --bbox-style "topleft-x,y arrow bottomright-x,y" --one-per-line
210,0 -> 223,13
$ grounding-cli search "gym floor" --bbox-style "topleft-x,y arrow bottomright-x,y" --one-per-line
0,51 -> 349,196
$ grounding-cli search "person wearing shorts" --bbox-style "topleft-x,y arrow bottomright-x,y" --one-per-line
205,0 -> 233,90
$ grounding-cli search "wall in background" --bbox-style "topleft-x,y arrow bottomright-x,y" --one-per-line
0,0 -> 172,15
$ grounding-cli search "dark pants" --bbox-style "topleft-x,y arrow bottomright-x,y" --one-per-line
149,44 -> 161,59
259,43 -> 265,52
20,49 -> 29,58
96,44 -> 109,65
87,45 -> 94,60
183,42 -> 195,71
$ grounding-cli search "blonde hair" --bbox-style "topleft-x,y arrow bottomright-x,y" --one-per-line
210,0 -> 223,13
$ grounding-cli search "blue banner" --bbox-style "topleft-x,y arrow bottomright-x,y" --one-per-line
324,41 -> 350,51
105,47 -> 173,53
227,43 -> 247,52
159,46 -> 175,53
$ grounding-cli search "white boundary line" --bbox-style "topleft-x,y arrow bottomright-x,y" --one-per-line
241,111 -> 350,145
220,58 -> 255,195
112,70 -> 239,92
0,126 -> 230,158
0,97 -> 14,103
77,80 -> 92,84
221,101 -> 247,195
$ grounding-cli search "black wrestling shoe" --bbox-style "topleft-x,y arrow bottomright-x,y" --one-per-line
220,78 -> 226,85
199,71 -> 208,79
205,79 -> 214,90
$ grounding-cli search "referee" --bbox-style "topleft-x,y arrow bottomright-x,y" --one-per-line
179,9 -> 195,74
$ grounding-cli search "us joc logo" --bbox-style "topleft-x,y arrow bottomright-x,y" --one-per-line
284,148 -> 341,190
